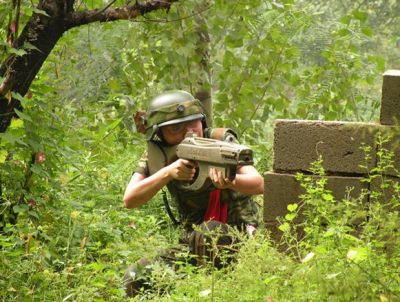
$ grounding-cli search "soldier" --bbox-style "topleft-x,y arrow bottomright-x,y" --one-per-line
123,90 -> 263,297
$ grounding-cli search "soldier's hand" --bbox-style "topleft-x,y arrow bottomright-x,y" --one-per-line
168,159 -> 198,180
210,168 -> 234,190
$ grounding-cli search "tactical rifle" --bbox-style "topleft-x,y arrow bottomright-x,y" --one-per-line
175,133 -> 254,191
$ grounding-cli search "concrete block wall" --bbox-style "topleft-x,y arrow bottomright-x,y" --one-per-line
264,70 -> 400,228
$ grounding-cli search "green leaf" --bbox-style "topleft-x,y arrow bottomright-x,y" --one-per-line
278,222 -> 290,232
0,132 -> 28,147
287,203 -> 298,212
38,84 -> 56,93
9,118 -> 24,129
263,275 -> 278,284
28,211 -> 39,218
321,51 -> 333,61
166,51 -> 179,64
301,252 -> 315,263
118,250 -> 132,257
91,282 -> 106,288
375,56 -> 386,72
340,15 -> 351,25
9,48 -> 27,56
96,117 -> 123,140
28,139 -> 41,150
285,213 -> 297,221
0,150 -> 7,163
270,28 -> 281,40
322,193 -> 334,201
32,8 -> 50,16
0,241 -> 14,247
290,73 -> 301,86
224,35 -> 243,48
346,247 -> 367,263
13,204 -> 29,213
352,10 -> 368,23
361,27 -> 373,37
31,164 -> 43,175
11,92 -> 26,103
14,109 -> 33,122
325,110 -> 338,120
23,42 -> 41,52
338,29 -> 351,37
326,272 -> 342,279
323,227 -> 336,237
343,234 -> 359,243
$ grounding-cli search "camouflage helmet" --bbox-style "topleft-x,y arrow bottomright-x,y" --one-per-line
145,90 -> 205,141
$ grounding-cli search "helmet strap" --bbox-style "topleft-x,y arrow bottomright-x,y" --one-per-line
147,124 -> 159,142
148,124 -> 172,147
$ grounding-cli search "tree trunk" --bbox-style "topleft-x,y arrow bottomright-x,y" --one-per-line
193,0 -> 213,127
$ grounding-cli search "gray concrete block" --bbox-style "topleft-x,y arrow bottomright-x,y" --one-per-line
263,171 -> 368,223
273,119 -> 378,174
380,70 -> 400,126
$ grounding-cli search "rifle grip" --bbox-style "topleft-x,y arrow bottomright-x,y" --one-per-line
175,162 -> 210,191
175,163 -> 236,191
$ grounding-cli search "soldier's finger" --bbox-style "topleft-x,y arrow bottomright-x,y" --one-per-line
181,159 -> 198,168
215,171 -> 226,187
212,169 -> 221,183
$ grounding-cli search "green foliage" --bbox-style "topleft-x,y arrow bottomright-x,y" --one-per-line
276,135 -> 400,301
0,58 -> 169,300
0,89 -> 173,299
0,0 -> 42,64
0,0 -> 399,300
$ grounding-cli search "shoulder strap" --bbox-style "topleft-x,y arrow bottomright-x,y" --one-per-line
162,189 -> 181,226
147,141 -> 181,226
147,141 -> 178,176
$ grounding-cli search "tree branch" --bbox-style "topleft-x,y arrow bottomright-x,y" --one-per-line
68,0 -> 178,26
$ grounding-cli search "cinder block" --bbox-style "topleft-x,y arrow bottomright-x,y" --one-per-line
273,119 -> 378,174
263,171 -> 368,223
380,70 -> 400,126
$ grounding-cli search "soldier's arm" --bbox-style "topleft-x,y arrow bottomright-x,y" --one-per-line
123,159 -> 197,209
210,165 -> 263,195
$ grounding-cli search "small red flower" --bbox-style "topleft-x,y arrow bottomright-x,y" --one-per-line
129,222 -> 136,229
13,160 -> 20,165
29,200 -> 36,207
38,152 -> 45,163
11,23 -> 15,33
26,93 -> 32,99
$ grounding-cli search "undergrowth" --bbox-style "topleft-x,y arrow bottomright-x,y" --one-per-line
0,104 -> 399,302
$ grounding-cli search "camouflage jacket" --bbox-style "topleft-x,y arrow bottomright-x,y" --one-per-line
134,128 -> 260,231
